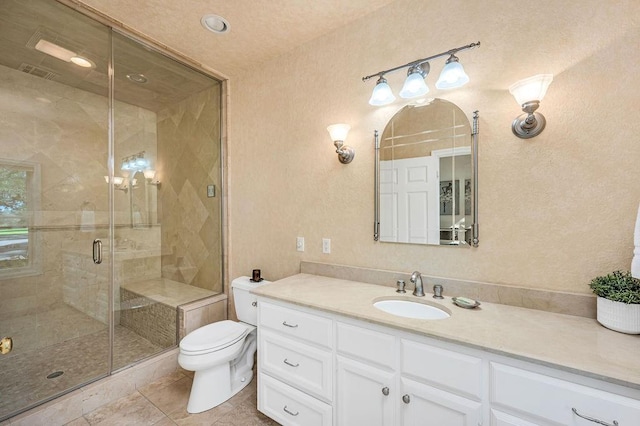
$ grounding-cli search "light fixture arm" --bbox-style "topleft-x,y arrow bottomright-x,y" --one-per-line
334,140 -> 355,164
512,100 -> 546,139
362,41 -> 480,82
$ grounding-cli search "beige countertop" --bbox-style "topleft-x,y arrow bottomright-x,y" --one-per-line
252,273 -> 640,390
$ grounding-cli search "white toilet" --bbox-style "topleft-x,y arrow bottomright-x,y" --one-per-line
178,276 -> 269,413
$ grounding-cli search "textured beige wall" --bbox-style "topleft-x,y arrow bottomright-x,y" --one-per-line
157,86 -> 223,293
228,0 -> 640,294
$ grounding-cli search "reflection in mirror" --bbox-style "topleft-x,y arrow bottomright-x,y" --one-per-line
374,99 -> 478,246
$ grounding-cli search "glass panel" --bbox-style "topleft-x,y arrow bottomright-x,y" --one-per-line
0,0 -> 111,419
111,32 -> 223,370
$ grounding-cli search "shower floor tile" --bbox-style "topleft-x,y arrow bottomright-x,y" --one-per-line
0,305 -> 164,420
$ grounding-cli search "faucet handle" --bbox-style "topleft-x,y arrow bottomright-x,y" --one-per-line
396,280 -> 406,293
433,284 -> 444,299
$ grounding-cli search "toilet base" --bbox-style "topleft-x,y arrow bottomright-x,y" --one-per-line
186,364 -> 254,414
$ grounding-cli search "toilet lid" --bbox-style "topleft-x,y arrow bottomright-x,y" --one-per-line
180,320 -> 249,354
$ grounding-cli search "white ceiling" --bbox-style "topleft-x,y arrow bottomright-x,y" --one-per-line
77,0 -> 397,78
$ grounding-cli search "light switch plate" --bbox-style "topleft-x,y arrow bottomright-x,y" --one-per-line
322,238 -> 331,254
296,237 -> 304,252
207,185 -> 215,198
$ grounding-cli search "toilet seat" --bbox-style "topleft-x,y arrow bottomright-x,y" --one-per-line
180,320 -> 249,355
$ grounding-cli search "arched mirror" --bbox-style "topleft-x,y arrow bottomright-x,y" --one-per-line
374,99 -> 478,246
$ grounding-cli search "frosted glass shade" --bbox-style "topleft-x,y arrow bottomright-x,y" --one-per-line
327,124 -> 350,142
509,74 -> 553,106
368,78 -> 395,106
435,61 -> 469,90
144,169 -> 156,180
399,72 -> 429,99
112,176 -> 124,185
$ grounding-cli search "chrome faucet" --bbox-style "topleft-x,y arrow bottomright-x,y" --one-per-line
410,271 -> 425,297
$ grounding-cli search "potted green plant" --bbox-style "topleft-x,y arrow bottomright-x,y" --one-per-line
589,271 -> 640,334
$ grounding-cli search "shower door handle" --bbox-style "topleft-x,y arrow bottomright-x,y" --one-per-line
93,239 -> 102,264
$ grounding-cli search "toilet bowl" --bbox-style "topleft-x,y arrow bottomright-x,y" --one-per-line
178,276 -> 269,414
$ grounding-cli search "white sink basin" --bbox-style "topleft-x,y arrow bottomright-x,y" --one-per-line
373,299 -> 450,320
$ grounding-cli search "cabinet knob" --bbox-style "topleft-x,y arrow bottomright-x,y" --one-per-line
402,394 -> 410,404
381,386 -> 389,396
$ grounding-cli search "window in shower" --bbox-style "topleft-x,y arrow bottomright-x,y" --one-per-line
0,160 -> 40,278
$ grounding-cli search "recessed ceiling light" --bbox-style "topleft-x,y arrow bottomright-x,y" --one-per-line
201,14 -> 230,34
70,56 -> 94,68
126,73 -> 148,84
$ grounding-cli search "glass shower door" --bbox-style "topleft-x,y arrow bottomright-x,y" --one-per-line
0,0 -> 112,419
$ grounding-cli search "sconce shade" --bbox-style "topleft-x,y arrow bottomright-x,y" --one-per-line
112,176 -> 124,185
509,74 -> 553,139
368,76 -> 396,106
327,124 -> 351,142
327,123 -> 354,164
509,74 -> 553,106
435,56 -> 469,90
143,169 -> 156,180
399,65 -> 429,99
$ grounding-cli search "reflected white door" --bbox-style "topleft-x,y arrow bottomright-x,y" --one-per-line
380,157 -> 439,244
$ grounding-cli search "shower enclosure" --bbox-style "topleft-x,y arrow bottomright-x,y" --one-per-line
0,0 -> 223,420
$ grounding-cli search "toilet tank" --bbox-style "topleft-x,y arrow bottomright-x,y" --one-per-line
232,276 -> 270,326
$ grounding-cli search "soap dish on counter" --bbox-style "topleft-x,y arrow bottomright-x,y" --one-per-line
452,297 -> 481,309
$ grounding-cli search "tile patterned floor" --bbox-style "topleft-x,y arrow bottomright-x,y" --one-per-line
63,371 -> 279,425
0,305 -> 163,419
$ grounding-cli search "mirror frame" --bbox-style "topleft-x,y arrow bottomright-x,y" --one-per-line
373,109 -> 479,247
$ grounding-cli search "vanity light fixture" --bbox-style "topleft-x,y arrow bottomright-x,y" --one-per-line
399,63 -> 430,99
327,124 -> 355,164
363,41 -> 480,106
509,74 -> 553,139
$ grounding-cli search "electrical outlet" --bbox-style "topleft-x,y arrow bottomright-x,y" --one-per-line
296,236 -> 305,252
322,238 -> 331,254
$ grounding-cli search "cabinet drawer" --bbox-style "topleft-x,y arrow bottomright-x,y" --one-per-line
337,321 -> 395,369
259,329 -> 332,402
258,372 -> 332,426
259,301 -> 332,349
491,362 -> 640,425
401,338 -> 482,400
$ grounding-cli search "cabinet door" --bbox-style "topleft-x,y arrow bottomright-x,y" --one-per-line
400,377 -> 482,426
336,356 -> 395,426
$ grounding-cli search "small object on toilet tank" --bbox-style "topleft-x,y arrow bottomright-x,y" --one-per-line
251,269 -> 263,282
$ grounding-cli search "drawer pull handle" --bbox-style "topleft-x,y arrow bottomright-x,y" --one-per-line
572,408 -> 619,426
382,387 -> 389,396
402,394 -> 410,404
283,358 -> 299,367
282,321 -> 298,328
283,405 -> 299,416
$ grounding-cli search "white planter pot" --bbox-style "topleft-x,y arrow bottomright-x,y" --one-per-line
596,297 -> 640,334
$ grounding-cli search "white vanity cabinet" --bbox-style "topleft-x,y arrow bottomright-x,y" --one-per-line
256,298 -> 640,426
335,321 -> 482,426
257,301 -> 333,425
489,362 -> 640,426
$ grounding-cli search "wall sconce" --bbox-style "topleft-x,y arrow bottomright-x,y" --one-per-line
144,169 -> 161,186
327,124 -> 354,164
363,41 -> 480,106
104,175 -> 129,192
509,74 -> 553,139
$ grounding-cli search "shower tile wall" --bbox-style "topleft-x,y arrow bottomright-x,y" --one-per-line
157,85 -> 222,293
0,64 -> 108,348
0,63 -> 159,342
